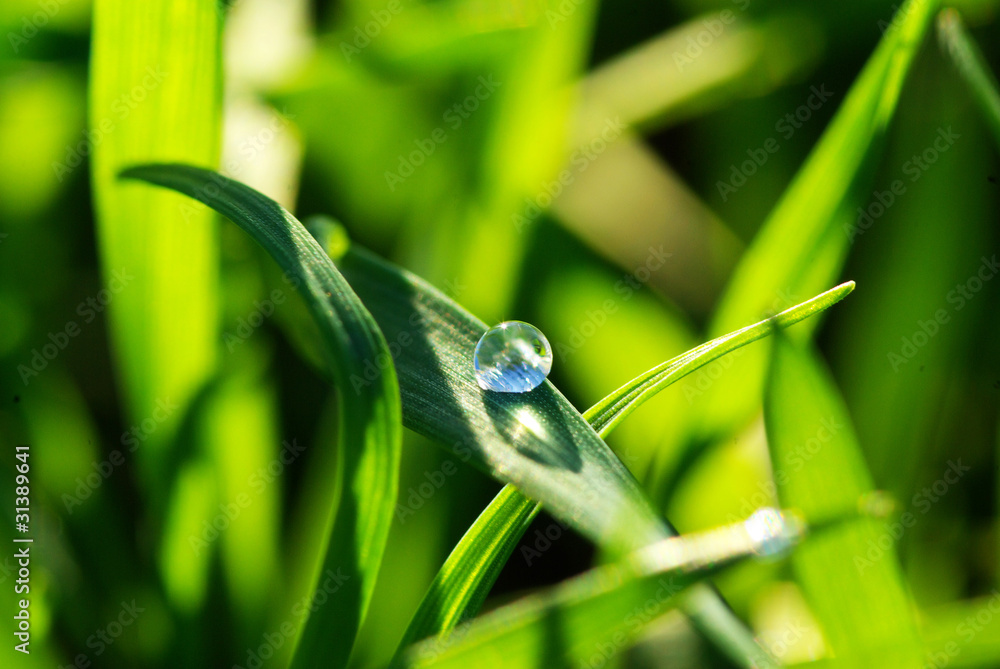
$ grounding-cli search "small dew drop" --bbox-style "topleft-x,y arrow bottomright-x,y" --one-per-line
474,321 -> 553,393
745,508 -> 801,558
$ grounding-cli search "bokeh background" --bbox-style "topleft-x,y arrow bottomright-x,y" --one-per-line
1,0 -> 999,667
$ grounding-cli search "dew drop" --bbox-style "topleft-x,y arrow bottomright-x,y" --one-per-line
744,508 -> 801,558
474,321 -> 553,393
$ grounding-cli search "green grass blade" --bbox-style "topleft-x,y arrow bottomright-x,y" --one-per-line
764,336 -> 923,667
90,0 -> 220,464
336,245 -> 666,554
89,0 -> 222,612
401,511 -> 803,669
712,0 -> 937,334
588,281 -> 855,437
118,163 -> 402,669
326,232 -> 775,667
937,8 -> 1000,149
395,282 -> 853,661
395,485 -> 541,656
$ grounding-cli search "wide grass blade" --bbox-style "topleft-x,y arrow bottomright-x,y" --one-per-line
89,0 -> 223,612
119,164 -> 402,669
397,281 -> 854,654
90,0 -> 220,471
764,337 -> 923,667
336,245 -> 666,554
937,8 -> 1000,149
400,510 -> 804,669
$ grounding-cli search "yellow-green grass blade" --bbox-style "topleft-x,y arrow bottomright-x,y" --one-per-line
89,0 -> 223,616
713,0 -> 937,333
118,164 -> 403,669
396,281 -> 854,659
764,336 -> 923,667
90,0 -> 221,477
401,511 -> 804,669
938,8 -> 1000,149
700,0 -> 938,438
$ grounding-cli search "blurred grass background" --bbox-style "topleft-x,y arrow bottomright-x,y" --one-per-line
1,0 -> 999,667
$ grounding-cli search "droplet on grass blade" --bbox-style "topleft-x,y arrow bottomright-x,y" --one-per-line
745,508 -> 802,558
474,321 -> 553,393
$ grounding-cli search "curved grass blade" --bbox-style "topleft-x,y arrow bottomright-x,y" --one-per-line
937,8 -> 1000,150
327,237 -> 776,666
401,511 -> 804,669
336,245 -> 666,554
764,336 -> 923,667
395,281 -> 854,659
118,164 -> 402,669
587,281 -> 855,437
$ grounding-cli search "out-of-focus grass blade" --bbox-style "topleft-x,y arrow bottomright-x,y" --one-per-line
713,0 -> 937,333
400,510 -> 803,669
578,13 -> 822,140
938,8 -> 1000,149
394,282 -> 854,661
89,0 -> 223,615
118,164 -> 402,669
697,0 -> 938,438
764,337 -> 923,667
90,0 -> 220,473
918,593 -> 1000,667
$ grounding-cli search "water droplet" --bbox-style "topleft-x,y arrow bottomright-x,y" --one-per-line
744,508 -> 802,558
474,321 -> 553,393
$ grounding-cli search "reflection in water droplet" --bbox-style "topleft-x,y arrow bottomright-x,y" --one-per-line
745,508 -> 800,557
474,321 -> 553,393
